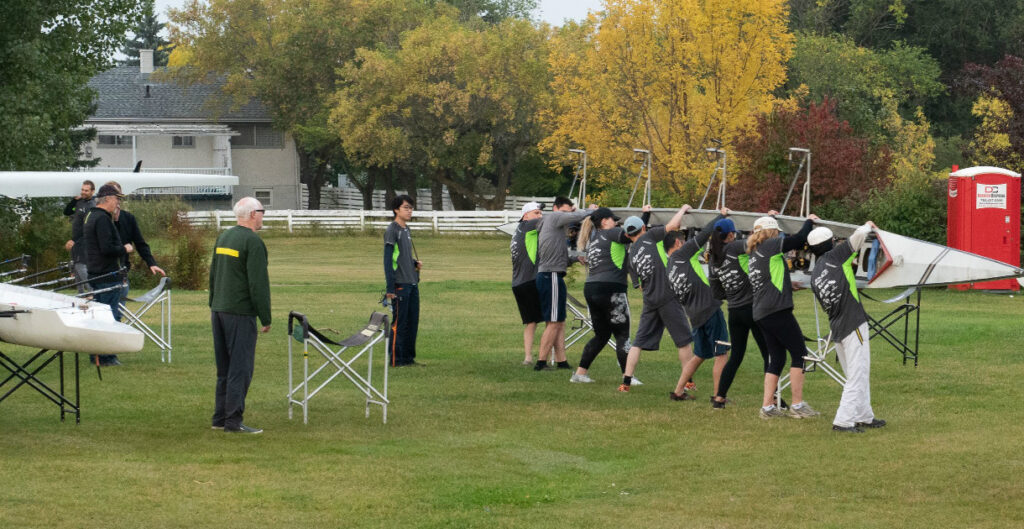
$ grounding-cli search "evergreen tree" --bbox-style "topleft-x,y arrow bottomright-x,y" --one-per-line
121,0 -> 172,66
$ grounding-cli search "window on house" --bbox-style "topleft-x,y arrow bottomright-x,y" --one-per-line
230,124 -> 283,149
97,135 -> 132,148
172,136 -> 195,148
254,189 -> 273,209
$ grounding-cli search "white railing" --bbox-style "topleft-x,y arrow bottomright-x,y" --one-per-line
186,209 -> 519,233
302,184 -> 553,212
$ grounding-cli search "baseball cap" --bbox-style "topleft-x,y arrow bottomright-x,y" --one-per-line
753,216 -> 779,232
590,207 -> 620,224
520,201 -> 542,218
623,216 -> 645,236
714,218 -> 736,234
807,227 -> 834,246
95,184 -> 125,198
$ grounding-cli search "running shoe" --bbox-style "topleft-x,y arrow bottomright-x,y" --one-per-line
630,378 -> 644,386
617,383 -> 630,393
759,405 -> 787,419
570,373 -> 595,383
669,391 -> 695,401
711,399 -> 726,409
832,424 -> 865,434
788,402 -> 821,419
855,418 -> 887,428
684,381 -> 697,392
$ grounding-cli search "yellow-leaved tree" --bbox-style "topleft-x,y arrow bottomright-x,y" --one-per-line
543,0 -> 793,202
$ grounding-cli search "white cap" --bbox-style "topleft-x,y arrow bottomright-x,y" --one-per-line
753,216 -> 779,232
520,202 -> 542,217
808,227 -> 833,246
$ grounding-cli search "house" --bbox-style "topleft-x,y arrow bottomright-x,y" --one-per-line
83,50 -> 301,210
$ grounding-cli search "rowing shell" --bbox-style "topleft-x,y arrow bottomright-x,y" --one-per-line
0,284 -> 144,354
0,172 -> 238,198
496,208 -> 1024,289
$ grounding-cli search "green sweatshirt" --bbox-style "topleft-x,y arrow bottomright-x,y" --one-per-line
208,225 -> 272,326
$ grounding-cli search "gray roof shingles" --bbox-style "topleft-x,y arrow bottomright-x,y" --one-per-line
88,66 -> 271,122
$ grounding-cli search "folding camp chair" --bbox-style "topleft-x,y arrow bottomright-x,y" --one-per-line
862,287 -> 921,366
287,311 -> 390,424
564,293 -> 616,351
119,277 -> 172,362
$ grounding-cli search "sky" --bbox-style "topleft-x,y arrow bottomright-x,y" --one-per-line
153,0 -> 604,27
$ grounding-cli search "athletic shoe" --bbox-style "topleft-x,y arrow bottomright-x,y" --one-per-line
788,402 -> 821,419
709,396 -> 732,404
684,381 -> 696,392
211,423 -> 224,430
855,418 -> 887,429
556,361 -> 573,370
759,405 -> 787,419
832,424 -> 865,434
569,373 -> 594,383
521,360 -> 533,366
225,424 -> 263,434
617,384 -> 630,393
629,378 -> 644,386
711,399 -> 726,409
669,391 -> 695,401
533,363 -> 552,371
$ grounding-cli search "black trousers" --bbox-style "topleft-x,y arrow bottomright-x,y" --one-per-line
716,304 -> 769,398
579,282 -> 630,371
755,308 -> 807,375
389,283 -> 420,366
211,311 -> 258,429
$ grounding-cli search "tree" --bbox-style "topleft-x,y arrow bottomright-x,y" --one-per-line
121,0 -> 173,67
958,55 -> 1024,167
730,97 -> 891,215
0,0 -> 142,171
331,16 -> 553,210
785,33 -> 942,139
542,0 -> 793,202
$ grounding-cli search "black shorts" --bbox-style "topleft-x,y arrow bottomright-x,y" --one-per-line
512,282 -> 543,324
632,300 -> 693,351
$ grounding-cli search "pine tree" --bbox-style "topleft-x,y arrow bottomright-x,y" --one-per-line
121,0 -> 172,67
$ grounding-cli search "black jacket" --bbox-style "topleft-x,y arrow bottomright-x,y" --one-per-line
66,197 -> 95,262
82,207 -> 126,279
115,210 -> 157,270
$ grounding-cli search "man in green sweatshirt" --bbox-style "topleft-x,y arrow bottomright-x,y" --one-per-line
209,197 -> 272,434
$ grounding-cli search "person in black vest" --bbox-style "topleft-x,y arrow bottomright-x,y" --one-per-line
81,184 -> 134,367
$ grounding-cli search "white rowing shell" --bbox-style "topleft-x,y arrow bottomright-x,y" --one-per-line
0,284 -> 144,354
0,172 -> 238,198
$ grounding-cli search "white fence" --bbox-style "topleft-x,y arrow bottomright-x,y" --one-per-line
187,209 -> 519,233
302,184 -> 553,212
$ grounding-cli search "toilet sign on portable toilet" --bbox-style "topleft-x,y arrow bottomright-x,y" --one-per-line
947,165 -> 1021,291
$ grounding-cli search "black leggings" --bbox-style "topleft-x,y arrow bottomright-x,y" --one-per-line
579,282 -> 630,371
755,309 -> 806,376
716,304 -> 769,398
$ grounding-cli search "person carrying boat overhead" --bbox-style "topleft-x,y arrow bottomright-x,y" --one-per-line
807,222 -> 886,434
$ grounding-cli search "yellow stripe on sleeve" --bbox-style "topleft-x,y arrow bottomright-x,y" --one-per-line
216,247 -> 239,258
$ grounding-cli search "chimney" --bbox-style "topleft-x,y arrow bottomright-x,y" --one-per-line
140,49 -> 154,74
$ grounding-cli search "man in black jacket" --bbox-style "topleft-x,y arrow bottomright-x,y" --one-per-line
106,182 -> 166,292
64,180 -> 96,294
82,184 -> 135,366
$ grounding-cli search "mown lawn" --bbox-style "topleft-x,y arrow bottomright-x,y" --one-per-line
1,232 -> 1022,528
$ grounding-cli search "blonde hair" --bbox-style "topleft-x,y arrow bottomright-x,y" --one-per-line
577,216 -> 594,253
746,228 -> 779,254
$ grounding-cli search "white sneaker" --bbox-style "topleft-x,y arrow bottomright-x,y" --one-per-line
789,402 -> 821,419
630,377 -> 643,386
570,373 -> 595,383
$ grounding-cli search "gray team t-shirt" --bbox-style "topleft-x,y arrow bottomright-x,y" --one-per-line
748,236 -> 794,321
536,209 -> 592,273
667,217 -> 722,328
710,239 -> 754,309
384,221 -> 418,286
811,240 -> 868,339
510,219 -> 540,287
628,226 -> 674,308
586,227 -> 630,285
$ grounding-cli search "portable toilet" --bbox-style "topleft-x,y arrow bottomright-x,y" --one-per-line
947,165 -> 1021,291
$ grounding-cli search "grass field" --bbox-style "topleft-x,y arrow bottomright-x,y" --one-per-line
2,232 -> 1023,528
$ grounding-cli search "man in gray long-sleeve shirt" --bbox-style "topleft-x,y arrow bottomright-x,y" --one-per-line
534,197 -> 597,370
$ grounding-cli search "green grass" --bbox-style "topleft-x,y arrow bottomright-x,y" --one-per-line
2,233 -> 1023,528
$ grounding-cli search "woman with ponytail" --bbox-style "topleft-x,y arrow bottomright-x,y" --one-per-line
570,205 -> 650,384
747,213 -> 820,419
707,218 -> 770,409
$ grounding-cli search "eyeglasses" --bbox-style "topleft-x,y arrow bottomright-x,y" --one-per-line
255,209 -> 265,213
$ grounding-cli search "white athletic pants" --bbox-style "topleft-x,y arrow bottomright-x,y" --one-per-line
833,322 -> 875,428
